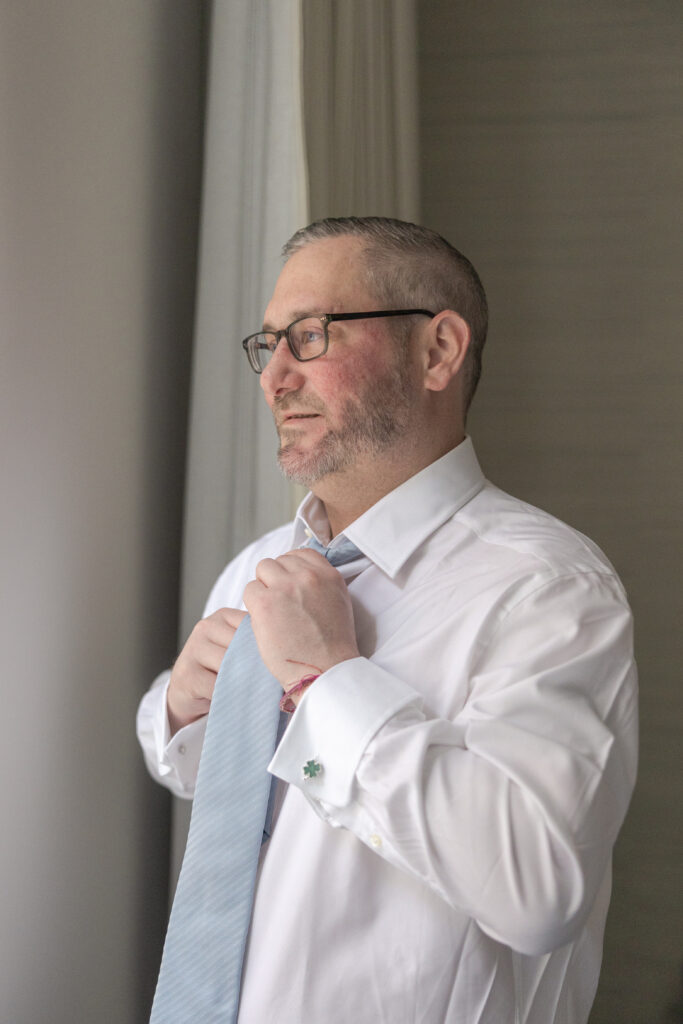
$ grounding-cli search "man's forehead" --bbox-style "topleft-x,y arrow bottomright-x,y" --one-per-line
263,236 -> 372,327
261,308 -> 324,331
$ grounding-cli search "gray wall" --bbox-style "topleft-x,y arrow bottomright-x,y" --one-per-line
0,3 -> 205,1021
418,3 -> 682,1021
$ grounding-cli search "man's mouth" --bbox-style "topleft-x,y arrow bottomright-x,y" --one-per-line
281,412 -> 320,423
274,397 -> 325,429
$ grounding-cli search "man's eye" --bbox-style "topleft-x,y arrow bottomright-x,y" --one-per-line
299,330 -> 323,347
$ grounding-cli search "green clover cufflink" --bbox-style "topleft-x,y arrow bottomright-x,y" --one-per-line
302,758 -> 323,781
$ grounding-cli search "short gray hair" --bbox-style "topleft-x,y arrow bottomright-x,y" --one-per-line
282,216 -> 488,412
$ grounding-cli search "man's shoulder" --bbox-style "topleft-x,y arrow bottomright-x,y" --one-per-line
205,520 -> 297,612
456,481 -> 620,583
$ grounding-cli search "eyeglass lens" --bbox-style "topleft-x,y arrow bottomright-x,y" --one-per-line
247,317 -> 327,372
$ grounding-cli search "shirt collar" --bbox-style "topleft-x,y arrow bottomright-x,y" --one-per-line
292,437 -> 486,578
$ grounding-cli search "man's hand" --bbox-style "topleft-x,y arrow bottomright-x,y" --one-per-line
167,607 -> 247,735
243,549 -> 359,690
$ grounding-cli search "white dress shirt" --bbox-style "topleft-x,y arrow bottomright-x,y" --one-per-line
137,438 -> 638,1024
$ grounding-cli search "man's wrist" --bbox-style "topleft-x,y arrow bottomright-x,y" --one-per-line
280,674 -> 320,713
167,704 -> 185,738
167,690 -> 204,737
279,652 -> 360,711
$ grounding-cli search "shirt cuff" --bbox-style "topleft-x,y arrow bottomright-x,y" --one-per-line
136,671 -> 206,797
268,657 -> 419,806
165,707 -> 205,796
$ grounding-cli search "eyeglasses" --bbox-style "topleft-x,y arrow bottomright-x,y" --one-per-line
241,309 -> 435,374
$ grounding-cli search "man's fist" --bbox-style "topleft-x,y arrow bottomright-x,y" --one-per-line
243,548 -> 359,690
167,607 -> 247,735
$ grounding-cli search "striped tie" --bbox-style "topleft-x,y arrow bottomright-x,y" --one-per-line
150,536 -> 362,1023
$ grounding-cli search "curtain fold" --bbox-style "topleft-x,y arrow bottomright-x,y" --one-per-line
302,0 -> 419,221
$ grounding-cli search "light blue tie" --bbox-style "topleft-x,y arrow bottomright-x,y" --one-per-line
150,536 -> 362,1023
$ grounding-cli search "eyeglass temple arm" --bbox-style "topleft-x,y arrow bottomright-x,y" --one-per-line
326,309 -> 435,324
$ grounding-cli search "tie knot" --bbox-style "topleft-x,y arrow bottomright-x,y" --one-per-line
305,534 -> 363,567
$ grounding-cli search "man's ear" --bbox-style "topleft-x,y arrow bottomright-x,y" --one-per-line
422,310 -> 470,392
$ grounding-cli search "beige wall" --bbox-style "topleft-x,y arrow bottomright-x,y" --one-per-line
418,3 -> 682,1021
0,3 -> 204,1021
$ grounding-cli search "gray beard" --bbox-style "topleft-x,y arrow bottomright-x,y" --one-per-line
275,359 -> 414,487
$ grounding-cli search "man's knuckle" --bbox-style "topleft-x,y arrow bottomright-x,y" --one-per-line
298,568 -> 319,588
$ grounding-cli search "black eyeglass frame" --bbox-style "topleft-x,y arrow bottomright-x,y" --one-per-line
241,309 -> 436,374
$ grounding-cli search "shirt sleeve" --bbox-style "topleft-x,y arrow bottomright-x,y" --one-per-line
269,570 -> 638,956
135,670 -> 207,798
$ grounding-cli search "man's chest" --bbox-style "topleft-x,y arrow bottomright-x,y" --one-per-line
348,538 -> 532,719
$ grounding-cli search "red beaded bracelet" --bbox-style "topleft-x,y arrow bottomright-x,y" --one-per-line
279,673 -> 320,713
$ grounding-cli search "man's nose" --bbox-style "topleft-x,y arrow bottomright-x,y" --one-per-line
259,337 -> 306,400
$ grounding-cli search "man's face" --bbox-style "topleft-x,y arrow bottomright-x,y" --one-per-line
259,237 -> 421,487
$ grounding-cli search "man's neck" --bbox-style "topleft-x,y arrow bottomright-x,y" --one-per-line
312,433 -> 466,537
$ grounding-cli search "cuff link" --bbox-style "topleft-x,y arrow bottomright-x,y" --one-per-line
302,758 -> 323,781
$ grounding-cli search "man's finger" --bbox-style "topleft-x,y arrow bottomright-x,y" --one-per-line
254,557 -> 291,585
197,638 -> 235,675
221,607 -> 248,629
273,548 -> 338,574
198,609 -> 247,651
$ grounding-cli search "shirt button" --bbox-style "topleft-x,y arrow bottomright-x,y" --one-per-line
178,744 -> 186,755
369,833 -> 382,849
304,527 -> 313,538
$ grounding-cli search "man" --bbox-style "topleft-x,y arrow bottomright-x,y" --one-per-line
137,217 -> 637,1023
